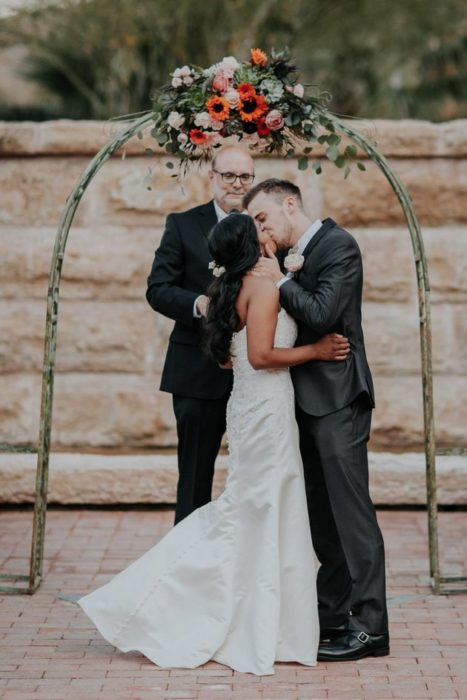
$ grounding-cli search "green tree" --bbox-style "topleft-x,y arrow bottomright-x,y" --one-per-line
0,0 -> 466,120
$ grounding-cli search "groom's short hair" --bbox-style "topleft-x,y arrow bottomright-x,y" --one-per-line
243,178 -> 303,209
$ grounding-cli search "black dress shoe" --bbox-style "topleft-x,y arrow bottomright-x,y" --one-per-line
317,630 -> 390,661
319,623 -> 349,643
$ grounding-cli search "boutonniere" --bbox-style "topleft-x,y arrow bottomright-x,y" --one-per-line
284,247 -> 304,273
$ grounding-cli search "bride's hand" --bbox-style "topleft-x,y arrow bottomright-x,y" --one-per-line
311,333 -> 350,361
250,244 -> 284,283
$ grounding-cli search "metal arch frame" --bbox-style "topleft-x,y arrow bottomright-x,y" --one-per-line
1,112 -> 463,595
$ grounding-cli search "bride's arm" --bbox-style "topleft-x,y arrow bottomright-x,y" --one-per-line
244,277 -> 349,370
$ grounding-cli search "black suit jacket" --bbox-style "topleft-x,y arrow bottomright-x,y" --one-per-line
280,218 -> 375,416
146,200 -> 233,399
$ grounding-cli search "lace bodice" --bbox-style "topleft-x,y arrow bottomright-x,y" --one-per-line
230,308 -> 297,385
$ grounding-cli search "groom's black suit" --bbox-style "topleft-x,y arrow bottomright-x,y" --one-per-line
279,217 -> 388,636
146,200 -> 232,523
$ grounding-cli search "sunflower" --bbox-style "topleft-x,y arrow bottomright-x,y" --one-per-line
239,93 -> 268,122
206,95 -> 230,122
250,48 -> 268,67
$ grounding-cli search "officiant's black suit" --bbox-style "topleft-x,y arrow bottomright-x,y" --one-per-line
146,200 -> 232,524
280,217 -> 388,636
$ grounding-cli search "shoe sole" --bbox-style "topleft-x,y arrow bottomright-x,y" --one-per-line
317,646 -> 390,662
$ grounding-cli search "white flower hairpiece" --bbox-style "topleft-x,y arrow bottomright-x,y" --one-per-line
208,260 -> 226,277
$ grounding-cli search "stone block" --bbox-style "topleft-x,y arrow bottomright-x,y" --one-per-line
321,159 -> 467,227
364,302 -> 467,375
0,225 -> 159,300
89,157 -> 211,226
0,299 -> 171,374
354,226 -> 467,303
2,119 -> 466,158
0,451 -> 465,505
0,373 -> 176,448
370,375 -> 467,450
0,158 -> 92,227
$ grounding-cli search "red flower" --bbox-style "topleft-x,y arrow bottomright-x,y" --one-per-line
257,117 -> 271,137
190,129 -> 210,145
237,82 -> 256,99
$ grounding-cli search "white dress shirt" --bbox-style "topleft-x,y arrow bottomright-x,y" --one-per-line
276,219 -> 322,289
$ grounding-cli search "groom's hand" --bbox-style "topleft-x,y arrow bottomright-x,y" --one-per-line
251,244 -> 284,284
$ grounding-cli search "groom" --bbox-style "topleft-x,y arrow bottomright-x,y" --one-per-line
244,178 -> 389,662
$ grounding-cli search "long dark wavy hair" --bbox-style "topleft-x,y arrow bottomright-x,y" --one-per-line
203,212 -> 260,365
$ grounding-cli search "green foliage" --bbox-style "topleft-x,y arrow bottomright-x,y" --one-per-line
0,0 -> 466,120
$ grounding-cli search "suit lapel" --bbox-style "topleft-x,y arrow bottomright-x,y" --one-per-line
301,217 -> 336,259
198,200 -> 217,239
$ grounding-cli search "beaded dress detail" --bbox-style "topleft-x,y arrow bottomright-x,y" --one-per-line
79,309 -> 319,675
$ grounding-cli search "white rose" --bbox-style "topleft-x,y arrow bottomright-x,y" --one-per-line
220,56 -> 240,72
171,76 -> 183,88
194,111 -> 211,129
224,88 -> 240,107
177,132 -> 188,144
168,111 -> 185,130
293,83 -> 304,98
183,75 -> 194,86
210,118 -> 223,131
178,65 -> 191,77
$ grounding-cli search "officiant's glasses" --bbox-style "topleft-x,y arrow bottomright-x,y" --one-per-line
213,170 -> 255,185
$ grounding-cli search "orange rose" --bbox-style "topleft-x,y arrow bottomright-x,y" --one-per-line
250,48 -> 268,67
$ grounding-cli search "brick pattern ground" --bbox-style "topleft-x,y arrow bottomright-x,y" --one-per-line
0,507 -> 466,700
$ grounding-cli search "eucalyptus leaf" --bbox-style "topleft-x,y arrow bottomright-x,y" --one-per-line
298,155 -> 309,170
357,162 -> 367,171
312,162 -> 322,175
326,145 -> 339,162
345,144 -> 358,158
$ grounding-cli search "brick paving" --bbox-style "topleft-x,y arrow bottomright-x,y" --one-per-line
0,506 -> 466,700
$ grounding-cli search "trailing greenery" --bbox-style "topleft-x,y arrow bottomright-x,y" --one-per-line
0,0 -> 466,121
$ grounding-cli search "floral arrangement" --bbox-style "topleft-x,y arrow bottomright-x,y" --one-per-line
151,48 -> 364,175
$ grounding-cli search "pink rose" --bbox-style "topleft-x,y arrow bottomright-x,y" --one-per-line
265,109 -> 285,131
212,71 -> 232,93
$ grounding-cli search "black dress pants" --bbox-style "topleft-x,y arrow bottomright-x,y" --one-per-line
172,393 -> 230,524
296,392 -> 388,635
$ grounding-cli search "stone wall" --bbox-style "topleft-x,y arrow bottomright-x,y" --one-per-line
1,119 -> 466,452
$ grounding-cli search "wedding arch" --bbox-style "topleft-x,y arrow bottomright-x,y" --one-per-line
1,50 -> 463,595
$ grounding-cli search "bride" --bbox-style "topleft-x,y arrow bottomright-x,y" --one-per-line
79,212 -> 350,675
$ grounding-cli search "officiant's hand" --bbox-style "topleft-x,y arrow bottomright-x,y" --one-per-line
196,295 -> 209,317
250,244 -> 283,283
312,333 -> 350,362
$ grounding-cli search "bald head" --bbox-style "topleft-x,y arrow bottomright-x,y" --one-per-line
209,145 -> 255,213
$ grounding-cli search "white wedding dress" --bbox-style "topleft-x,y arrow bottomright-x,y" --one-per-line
79,309 -> 319,675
